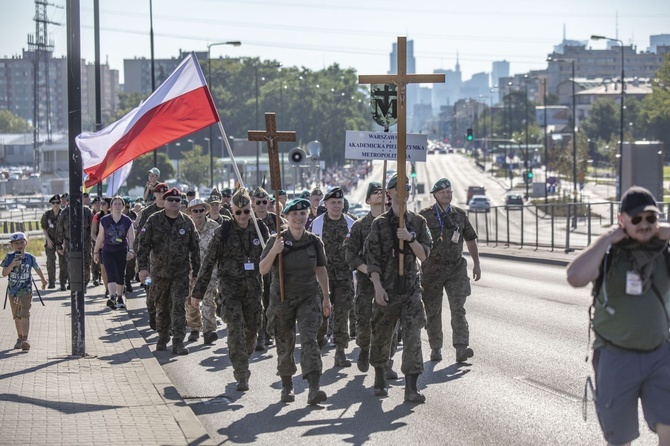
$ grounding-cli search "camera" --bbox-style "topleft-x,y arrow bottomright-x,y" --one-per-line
14,251 -> 23,260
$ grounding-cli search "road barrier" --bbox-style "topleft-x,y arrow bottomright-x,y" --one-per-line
0,220 -> 41,234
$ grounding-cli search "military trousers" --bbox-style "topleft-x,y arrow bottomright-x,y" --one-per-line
354,276 -> 375,351
317,278 -> 354,349
44,245 -> 63,284
59,248 -> 69,286
370,288 -> 426,376
221,279 -> 262,381
186,275 -> 218,333
153,276 -> 188,342
422,260 -> 471,348
267,289 -> 323,378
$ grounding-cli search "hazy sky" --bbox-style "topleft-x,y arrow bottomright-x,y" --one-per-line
1,0 -> 669,84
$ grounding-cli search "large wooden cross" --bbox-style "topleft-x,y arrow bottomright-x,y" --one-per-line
359,36 -> 444,277
248,112 -> 296,301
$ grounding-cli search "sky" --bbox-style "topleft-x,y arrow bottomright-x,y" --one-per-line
1,0 -> 669,85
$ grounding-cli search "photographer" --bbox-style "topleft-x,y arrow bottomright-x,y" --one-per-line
1,232 -> 47,351
567,186 -> 670,445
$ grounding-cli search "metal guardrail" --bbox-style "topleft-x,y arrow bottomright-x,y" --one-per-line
467,201 -> 626,253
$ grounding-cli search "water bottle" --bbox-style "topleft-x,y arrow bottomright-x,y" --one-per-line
145,276 -> 152,287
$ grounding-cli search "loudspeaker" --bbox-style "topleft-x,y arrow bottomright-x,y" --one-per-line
288,147 -> 307,165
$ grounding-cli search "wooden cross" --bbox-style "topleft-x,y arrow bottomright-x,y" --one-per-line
359,36 -> 445,278
248,112 -> 296,302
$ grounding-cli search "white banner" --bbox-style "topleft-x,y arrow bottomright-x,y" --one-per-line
344,131 -> 427,161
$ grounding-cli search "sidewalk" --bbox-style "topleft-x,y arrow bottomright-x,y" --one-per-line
0,252 -> 213,446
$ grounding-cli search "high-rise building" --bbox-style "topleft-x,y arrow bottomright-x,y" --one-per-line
491,60 -> 510,89
650,34 -> 670,53
389,40 -> 419,129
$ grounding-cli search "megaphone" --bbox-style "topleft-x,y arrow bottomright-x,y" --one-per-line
288,147 -> 307,165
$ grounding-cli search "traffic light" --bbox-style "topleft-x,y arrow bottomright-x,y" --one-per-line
466,128 -> 473,141
527,170 -> 533,180
411,163 -> 417,178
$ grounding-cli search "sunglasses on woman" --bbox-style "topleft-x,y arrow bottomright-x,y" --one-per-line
235,209 -> 251,216
255,200 -> 267,205
165,197 -> 181,203
630,214 -> 658,225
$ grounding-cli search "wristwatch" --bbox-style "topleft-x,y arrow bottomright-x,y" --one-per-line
408,233 -> 416,243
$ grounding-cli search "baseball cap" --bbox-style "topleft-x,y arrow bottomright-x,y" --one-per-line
620,186 -> 661,217
148,167 -> 160,176
9,232 -> 27,242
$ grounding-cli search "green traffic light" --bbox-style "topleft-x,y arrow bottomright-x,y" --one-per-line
411,172 -> 417,178
467,135 -> 473,141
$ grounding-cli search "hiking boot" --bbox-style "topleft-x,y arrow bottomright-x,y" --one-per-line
357,349 -> 370,373
21,339 -> 30,351
373,366 -> 388,396
156,338 -> 168,351
456,346 -> 474,363
430,348 -> 442,362
203,331 -> 218,345
60,284 -> 66,291
92,280 -> 99,287
187,330 -> 199,342
171,342 -> 189,356
236,377 -> 249,392
280,376 -> 295,403
106,296 -> 117,310
404,374 -> 426,403
116,295 -> 125,309
306,371 -> 327,405
334,348 -> 351,367
14,338 -> 23,349
385,365 -> 398,380
125,281 -> 133,293
255,336 -> 266,352
317,335 -> 327,350
48,282 -> 55,289
149,313 -> 156,330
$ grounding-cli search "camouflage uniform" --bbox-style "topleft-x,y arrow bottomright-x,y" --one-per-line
55,205 -> 93,287
193,218 -> 268,380
134,202 -> 163,317
186,218 -> 220,334
262,230 -> 327,378
364,209 -> 431,375
258,211 -> 284,344
40,208 -> 63,286
137,210 -> 200,345
419,203 -> 477,349
313,213 -> 355,351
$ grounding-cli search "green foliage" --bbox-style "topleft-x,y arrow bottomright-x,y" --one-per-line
579,98 -> 619,142
638,53 -> 670,152
126,152 -> 175,190
111,92 -> 147,123
181,145 -> 216,187
0,110 -> 32,133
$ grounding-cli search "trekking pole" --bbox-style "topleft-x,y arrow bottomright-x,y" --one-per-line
2,283 -> 7,310
31,275 -> 45,306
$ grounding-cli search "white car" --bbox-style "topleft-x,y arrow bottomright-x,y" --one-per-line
468,195 -> 491,213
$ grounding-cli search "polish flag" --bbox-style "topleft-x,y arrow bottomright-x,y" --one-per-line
76,52 -> 219,187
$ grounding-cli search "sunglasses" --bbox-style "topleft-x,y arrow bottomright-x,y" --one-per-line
630,214 -> 658,225
191,208 -> 206,214
235,209 -> 251,216
391,185 -> 412,191
165,197 -> 181,203
222,195 -> 231,198
50,201 -> 59,204
255,200 -> 268,205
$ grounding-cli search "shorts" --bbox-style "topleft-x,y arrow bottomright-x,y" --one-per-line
593,341 -> 670,445
9,291 -> 32,319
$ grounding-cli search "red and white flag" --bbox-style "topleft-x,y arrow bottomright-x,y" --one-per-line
76,52 -> 219,187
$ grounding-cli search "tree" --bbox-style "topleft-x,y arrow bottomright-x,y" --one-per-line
579,98 -> 619,143
181,145 -> 213,187
638,53 -> 670,153
0,110 -> 32,133
126,152 -> 175,190
111,92 -> 147,123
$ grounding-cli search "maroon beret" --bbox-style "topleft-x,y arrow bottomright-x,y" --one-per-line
163,187 -> 181,199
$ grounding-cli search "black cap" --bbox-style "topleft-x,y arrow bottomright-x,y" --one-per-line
366,182 -> 382,202
49,194 -> 60,203
620,186 -> 660,216
324,187 -> 344,200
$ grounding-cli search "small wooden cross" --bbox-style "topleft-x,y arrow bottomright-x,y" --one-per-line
359,36 -> 445,277
248,112 -> 296,301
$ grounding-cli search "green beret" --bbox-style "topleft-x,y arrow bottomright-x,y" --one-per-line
299,190 -> 310,199
277,189 -> 287,196
232,189 -> 251,208
311,188 -> 323,196
431,178 -> 452,193
387,174 -> 408,189
283,198 -> 311,214
221,188 -> 232,197
324,187 -> 344,201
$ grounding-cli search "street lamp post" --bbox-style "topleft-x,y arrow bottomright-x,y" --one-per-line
523,75 -> 530,200
542,78 -> 548,204
591,35 -> 624,201
204,137 -> 212,187
207,40 -> 241,186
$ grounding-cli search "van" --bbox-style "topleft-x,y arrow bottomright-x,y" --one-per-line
467,186 -> 486,203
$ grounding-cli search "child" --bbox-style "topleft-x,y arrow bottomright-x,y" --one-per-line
1,232 -> 47,351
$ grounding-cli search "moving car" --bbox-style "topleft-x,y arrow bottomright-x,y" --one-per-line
468,195 -> 491,213
505,194 -> 524,210
467,185 -> 486,203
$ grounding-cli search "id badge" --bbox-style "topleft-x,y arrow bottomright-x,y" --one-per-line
115,237 -> 123,244
451,229 -> 460,244
625,271 -> 643,295
244,262 -> 255,271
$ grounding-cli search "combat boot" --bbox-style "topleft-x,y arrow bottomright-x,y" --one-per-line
404,374 -> 426,404
171,340 -> 189,356
187,330 -> 199,342
236,377 -> 249,391
203,331 -> 218,345
456,345 -> 474,363
156,337 -> 168,351
334,347 -> 351,367
306,371 -> 327,405
373,366 -> 388,396
385,359 -> 398,380
430,348 -> 442,362
48,281 -> 55,289
149,313 -> 157,331
280,376 -> 295,403
255,332 -> 266,351
357,349 -> 369,372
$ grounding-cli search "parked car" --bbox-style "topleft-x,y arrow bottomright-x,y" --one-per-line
505,194 -> 524,210
466,185 -> 486,203
468,195 -> 491,213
